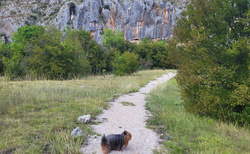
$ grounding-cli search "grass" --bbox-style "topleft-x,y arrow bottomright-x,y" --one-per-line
0,69 -> 171,153
146,79 -> 250,154
119,102 -> 136,106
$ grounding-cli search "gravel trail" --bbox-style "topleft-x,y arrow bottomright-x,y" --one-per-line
81,72 -> 176,154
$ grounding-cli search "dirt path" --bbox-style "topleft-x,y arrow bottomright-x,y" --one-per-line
81,72 -> 176,154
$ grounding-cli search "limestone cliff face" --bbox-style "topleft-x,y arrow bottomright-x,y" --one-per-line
0,0 -> 185,43
52,0 -> 181,43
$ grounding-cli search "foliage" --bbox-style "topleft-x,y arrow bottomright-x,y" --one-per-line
1,39 -> 27,79
87,42 -> 107,74
1,26 -> 94,79
0,43 -> 14,75
134,39 -> 169,69
12,25 -> 44,44
1,23 -> 172,79
168,0 -> 250,124
101,29 -> 172,71
113,51 -> 139,76
102,29 -> 125,52
2,50 -> 25,79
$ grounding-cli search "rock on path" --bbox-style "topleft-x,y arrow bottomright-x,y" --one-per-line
81,72 -> 176,154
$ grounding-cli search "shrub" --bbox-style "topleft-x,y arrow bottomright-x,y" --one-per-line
29,15 -> 37,20
10,10 -> 16,15
3,50 -> 25,79
40,3 -> 48,9
113,51 -> 139,76
168,0 -> 249,125
49,7 -> 60,16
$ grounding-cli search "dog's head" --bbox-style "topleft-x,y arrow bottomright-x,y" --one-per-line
122,130 -> 132,146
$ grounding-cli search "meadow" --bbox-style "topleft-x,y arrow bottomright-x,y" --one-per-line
147,79 -> 250,154
0,70 -> 170,153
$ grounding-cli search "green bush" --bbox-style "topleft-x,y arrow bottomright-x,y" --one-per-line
113,51 -> 139,76
134,39 -> 170,69
102,29 -> 125,52
40,3 -> 48,9
0,43 -> 14,74
168,0 -> 249,125
1,25 -> 116,79
3,50 -> 25,79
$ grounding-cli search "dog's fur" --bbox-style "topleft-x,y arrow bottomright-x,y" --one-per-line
101,131 -> 132,154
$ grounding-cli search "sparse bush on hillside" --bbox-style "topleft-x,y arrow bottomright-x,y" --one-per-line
10,10 -> 16,15
40,3 -> 48,9
29,15 -> 37,20
49,7 -> 60,16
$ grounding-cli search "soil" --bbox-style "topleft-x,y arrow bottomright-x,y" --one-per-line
81,72 -> 176,154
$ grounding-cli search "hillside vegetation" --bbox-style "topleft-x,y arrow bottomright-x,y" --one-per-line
0,25 -> 172,79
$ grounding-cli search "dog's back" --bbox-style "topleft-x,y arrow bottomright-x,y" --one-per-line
101,134 -> 124,150
101,131 -> 132,154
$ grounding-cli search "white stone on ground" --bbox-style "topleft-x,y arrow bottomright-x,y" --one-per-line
78,114 -> 91,124
71,127 -> 84,138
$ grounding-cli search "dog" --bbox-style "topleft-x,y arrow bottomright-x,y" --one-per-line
101,130 -> 132,154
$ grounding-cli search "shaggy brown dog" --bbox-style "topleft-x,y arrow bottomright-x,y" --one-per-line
101,131 -> 132,154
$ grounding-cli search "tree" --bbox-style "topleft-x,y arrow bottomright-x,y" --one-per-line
87,41 -> 107,74
1,25 -> 45,78
0,43 -> 14,75
12,25 -> 44,44
134,40 -> 169,69
113,51 -> 139,75
25,26 -> 91,79
168,0 -> 249,124
102,29 -> 125,52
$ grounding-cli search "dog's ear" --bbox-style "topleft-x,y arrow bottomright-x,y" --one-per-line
123,131 -> 128,136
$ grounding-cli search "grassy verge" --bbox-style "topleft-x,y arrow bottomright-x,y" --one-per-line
0,69 -> 171,153
146,79 -> 250,154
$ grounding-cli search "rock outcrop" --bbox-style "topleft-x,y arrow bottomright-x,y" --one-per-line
0,0 -> 186,43
52,0 -> 182,43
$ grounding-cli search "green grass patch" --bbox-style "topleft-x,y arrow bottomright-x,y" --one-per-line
146,79 -> 250,154
119,102 -> 136,106
0,69 -> 171,153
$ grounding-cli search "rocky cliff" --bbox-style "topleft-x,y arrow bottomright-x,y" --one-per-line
0,0 -> 188,43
